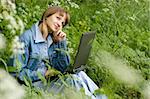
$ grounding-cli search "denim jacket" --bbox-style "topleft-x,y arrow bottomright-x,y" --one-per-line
13,22 -> 70,82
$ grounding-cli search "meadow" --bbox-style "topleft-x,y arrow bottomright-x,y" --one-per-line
0,0 -> 149,99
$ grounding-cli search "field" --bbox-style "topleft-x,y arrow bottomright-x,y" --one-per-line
0,0 -> 150,99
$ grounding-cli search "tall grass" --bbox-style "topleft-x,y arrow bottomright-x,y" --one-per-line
0,0 -> 149,98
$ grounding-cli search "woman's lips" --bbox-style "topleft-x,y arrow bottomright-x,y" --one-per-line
54,25 -> 58,30
54,24 -> 58,30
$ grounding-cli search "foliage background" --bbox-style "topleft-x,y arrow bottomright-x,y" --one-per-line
0,0 -> 150,99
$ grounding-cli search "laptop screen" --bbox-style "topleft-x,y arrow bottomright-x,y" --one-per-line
73,31 -> 96,69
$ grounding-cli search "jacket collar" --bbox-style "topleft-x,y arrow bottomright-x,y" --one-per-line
33,22 -> 53,47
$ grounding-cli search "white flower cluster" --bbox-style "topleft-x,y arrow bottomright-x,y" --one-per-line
143,82 -> 150,99
51,0 -> 61,6
50,0 -> 80,9
0,69 -> 25,99
69,47 -> 74,54
0,0 -> 24,34
102,8 -> 109,12
1,0 -> 16,14
0,33 -> 6,49
67,40 -> 74,54
95,11 -> 100,14
12,36 -> 25,55
67,0 -> 80,9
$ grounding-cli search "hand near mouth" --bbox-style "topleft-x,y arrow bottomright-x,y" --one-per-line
52,30 -> 66,42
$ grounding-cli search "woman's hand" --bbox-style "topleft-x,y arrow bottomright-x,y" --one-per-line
45,68 -> 60,79
52,30 -> 66,42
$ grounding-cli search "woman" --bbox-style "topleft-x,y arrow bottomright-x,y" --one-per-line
12,6 -> 106,99
16,6 -> 70,82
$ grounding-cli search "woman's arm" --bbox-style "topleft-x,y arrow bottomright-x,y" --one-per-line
50,40 -> 70,73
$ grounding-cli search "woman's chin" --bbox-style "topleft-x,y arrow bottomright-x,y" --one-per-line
51,28 -> 58,32
48,29 -> 56,33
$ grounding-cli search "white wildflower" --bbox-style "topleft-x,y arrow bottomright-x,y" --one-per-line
135,0 -> 139,3
0,14 -> 3,19
142,82 -> 150,99
4,14 -> 16,24
2,11 -> 9,18
7,0 -> 16,10
20,42 -> 25,48
13,49 -> 18,55
3,14 -> 19,30
69,48 -> 74,54
95,11 -> 100,14
17,18 -> 24,34
1,0 -> 16,13
11,29 -> 16,34
13,36 -> 19,42
102,8 -> 109,12
0,0 -> 7,8
92,15 -> 96,19
52,0 -> 61,6
10,18 -> 19,30
35,5 -> 40,9
0,69 -> 25,99
69,2 -> 80,9
6,24 -> 13,30
12,36 -> 25,55
0,33 -> 6,49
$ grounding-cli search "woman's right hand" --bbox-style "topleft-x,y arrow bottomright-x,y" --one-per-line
52,30 -> 66,42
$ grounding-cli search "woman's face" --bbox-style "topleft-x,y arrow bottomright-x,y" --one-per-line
45,12 -> 66,32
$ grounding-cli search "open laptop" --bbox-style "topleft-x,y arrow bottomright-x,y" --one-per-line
66,31 -> 96,73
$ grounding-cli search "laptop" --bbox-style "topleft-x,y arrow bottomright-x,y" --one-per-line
66,31 -> 96,73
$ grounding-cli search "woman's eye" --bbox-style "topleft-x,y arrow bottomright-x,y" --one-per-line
62,22 -> 65,26
57,17 -> 60,20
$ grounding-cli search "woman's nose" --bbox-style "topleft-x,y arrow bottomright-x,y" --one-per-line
57,21 -> 62,27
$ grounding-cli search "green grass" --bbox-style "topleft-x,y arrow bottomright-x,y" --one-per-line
0,0 -> 149,98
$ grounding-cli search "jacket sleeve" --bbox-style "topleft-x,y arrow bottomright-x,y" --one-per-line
50,40 -> 70,73
14,31 -> 46,82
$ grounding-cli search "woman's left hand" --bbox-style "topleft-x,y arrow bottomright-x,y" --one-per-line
52,30 -> 66,42
45,68 -> 60,79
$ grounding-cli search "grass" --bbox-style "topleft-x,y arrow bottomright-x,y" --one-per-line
0,0 -> 149,98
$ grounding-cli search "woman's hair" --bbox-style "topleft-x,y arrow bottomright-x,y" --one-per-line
41,6 -> 70,27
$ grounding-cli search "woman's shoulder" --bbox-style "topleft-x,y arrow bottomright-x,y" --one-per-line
20,28 -> 33,42
20,22 -> 37,41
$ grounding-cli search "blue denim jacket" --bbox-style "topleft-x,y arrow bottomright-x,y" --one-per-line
13,22 -> 70,82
